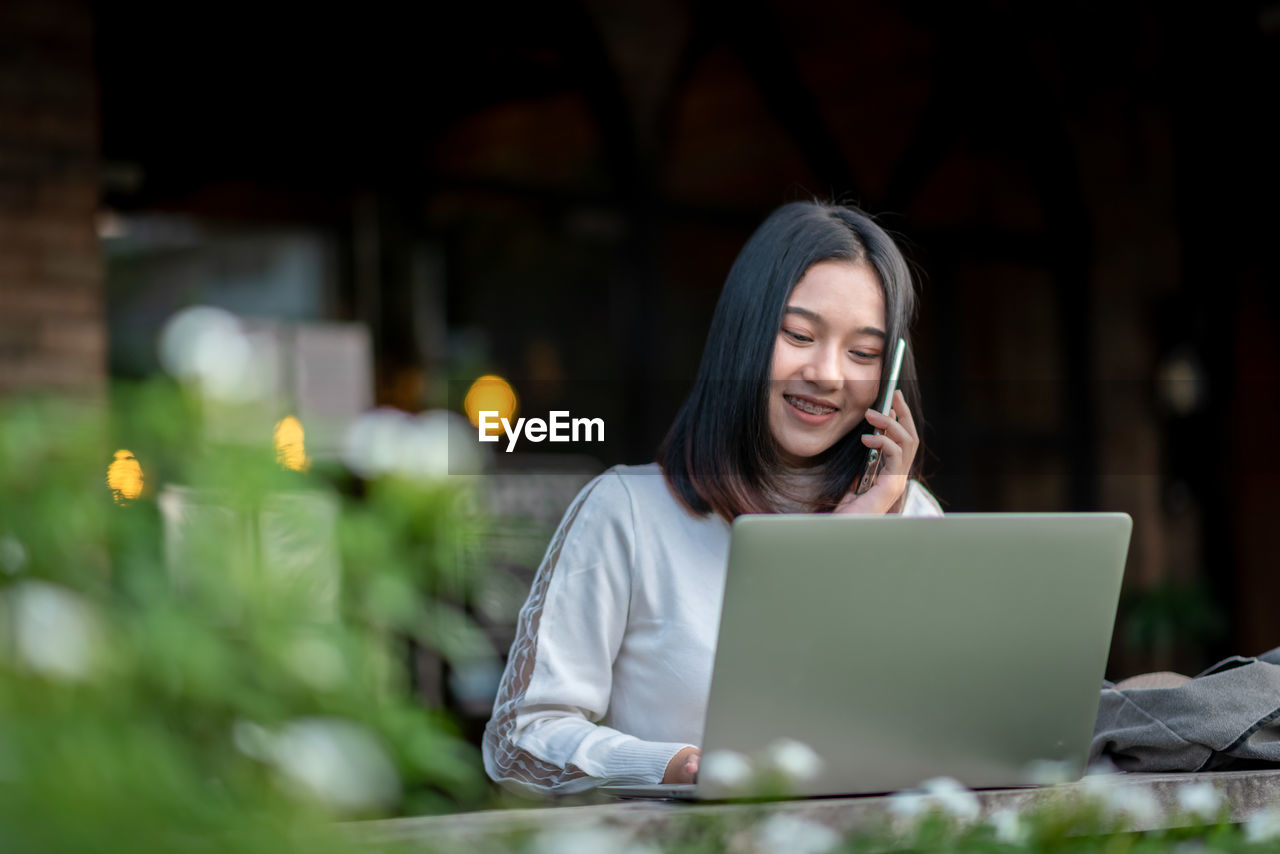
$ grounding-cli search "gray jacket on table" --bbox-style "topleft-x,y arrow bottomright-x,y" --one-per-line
1091,647 -> 1280,772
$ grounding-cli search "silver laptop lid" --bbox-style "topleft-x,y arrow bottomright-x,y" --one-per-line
697,513 -> 1131,798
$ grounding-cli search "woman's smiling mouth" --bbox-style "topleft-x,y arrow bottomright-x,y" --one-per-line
783,393 -> 839,419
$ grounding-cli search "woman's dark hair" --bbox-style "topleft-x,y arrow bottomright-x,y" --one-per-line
658,200 -> 925,521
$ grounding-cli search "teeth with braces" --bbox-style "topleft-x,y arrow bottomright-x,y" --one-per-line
785,395 -> 836,415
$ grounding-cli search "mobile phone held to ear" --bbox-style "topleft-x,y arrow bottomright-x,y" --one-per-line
853,336 -> 907,496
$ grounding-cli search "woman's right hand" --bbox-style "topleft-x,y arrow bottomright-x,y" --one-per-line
834,389 -> 919,515
662,746 -> 701,783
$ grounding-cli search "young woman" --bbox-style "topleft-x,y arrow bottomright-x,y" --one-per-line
482,201 -> 943,797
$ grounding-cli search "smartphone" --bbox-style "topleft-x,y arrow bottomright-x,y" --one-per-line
853,336 -> 907,496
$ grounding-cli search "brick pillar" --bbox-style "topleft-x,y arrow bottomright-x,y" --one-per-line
0,0 -> 104,396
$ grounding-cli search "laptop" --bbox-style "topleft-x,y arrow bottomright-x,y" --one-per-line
601,512 -> 1131,800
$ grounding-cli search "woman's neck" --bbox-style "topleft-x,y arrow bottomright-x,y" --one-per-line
768,461 -> 829,513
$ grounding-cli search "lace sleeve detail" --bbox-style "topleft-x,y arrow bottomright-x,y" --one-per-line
482,478 -> 604,796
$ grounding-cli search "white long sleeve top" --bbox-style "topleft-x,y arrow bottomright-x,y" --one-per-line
482,463 -> 944,797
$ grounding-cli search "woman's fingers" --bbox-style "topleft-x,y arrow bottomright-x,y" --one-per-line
868,393 -> 917,441
891,389 -> 917,437
866,393 -> 917,443
860,431 -> 903,461
864,416 -> 913,461
664,746 -> 702,783
686,752 -> 701,778
865,408 -> 911,447
863,391 -> 918,479
840,391 -> 919,515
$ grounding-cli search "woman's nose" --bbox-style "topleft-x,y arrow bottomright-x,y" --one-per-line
800,346 -> 843,387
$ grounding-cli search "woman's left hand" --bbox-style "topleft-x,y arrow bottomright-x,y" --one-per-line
834,389 -> 919,515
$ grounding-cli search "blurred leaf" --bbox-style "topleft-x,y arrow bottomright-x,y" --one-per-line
0,380 -> 492,852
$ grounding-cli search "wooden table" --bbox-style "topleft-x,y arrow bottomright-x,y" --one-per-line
351,768 -> 1280,849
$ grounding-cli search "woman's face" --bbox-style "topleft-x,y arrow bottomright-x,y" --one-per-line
768,259 -> 886,467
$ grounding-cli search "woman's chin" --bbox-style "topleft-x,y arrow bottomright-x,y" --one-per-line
776,441 -> 834,468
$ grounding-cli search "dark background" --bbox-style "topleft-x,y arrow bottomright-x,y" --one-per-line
9,0 -> 1280,681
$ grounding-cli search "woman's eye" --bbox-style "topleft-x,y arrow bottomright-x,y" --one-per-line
783,330 -> 812,343
850,351 -> 878,360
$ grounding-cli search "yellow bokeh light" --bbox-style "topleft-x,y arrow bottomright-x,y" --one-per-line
274,415 -> 311,472
464,375 -> 518,435
107,450 -> 143,503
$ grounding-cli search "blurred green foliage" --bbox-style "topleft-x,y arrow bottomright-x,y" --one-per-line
1119,581 -> 1229,674
0,381 -> 491,853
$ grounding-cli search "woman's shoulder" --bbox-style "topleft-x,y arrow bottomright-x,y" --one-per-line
605,461 -> 663,488
583,463 -> 675,515
561,463 -> 663,521
572,463 -> 700,525
546,464 -> 694,564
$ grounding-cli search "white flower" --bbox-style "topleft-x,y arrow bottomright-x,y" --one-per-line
341,407 -> 406,479
1176,781 -> 1224,821
920,777 -> 981,824
1101,784 -> 1162,828
342,407 -> 482,481
0,535 -> 27,575
1084,757 -> 1120,777
887,779 -> 981,834
1245,808 -> 1280,843
1080,771 -> 1118,792
886,790 -> 930,833
752,813 -> 841,854
987,807 -> 1028,844
158,306 -> 272,402
1025,757 -> 1078,785
698,749 -> 753,791
887,790 -> 928,817
404,409 -> 484,479
6,580 -> 100,681
763,738 -> 824,783
269,717 -> 400,812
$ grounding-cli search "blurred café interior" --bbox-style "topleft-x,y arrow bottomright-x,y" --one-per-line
3,0 -> 1279,741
